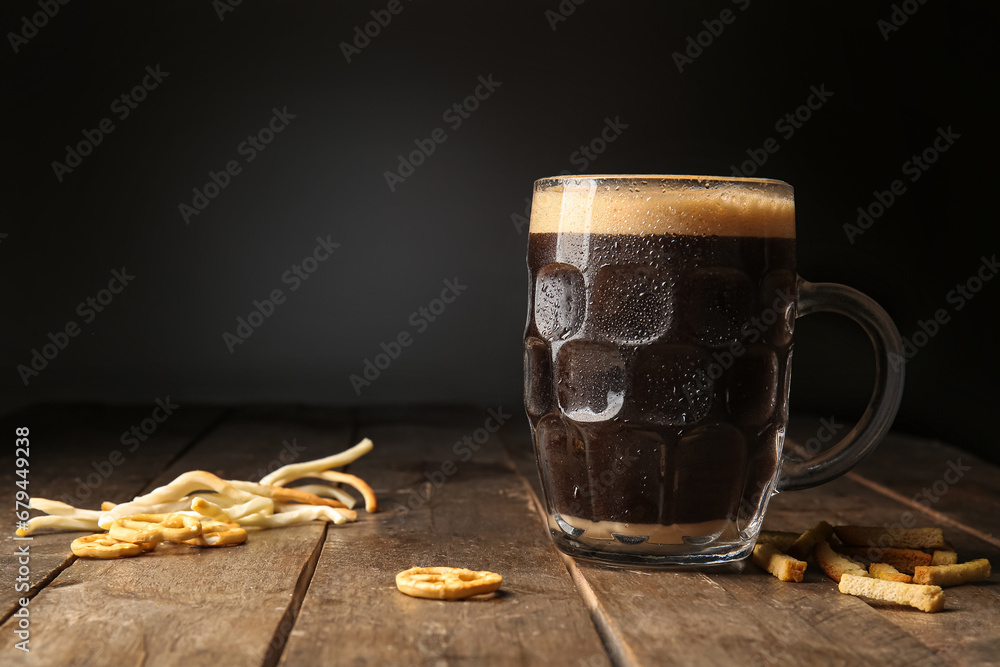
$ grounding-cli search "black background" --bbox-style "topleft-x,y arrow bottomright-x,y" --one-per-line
3,1 -> 998,463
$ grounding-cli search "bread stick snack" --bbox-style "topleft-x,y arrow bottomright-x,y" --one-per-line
833,526 -> 946,550
755,531 -> 799,554
752,544 -> 806,582
912,559 -> 991,587
838,573 -> 945,613
787,521 -> 834,560
839,547 -> 931,574
931,550 -> 959,566
869,562 -> 912,583
815,540 -> 869,583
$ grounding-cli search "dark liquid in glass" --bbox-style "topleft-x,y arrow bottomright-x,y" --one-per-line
525,232 -> 796,540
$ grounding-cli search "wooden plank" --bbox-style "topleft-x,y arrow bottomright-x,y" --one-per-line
503,419 -> 999,667
851,432 -> 1000,544
0,404 -> 226,620
787,418 -> 1000,544
762,476 -> 1000,666
279,406 -> 611,666
0,405 -> 352,666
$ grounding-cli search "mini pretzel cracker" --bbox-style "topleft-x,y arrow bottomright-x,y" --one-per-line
71,534 -> 146,559
752,544 -> 806,582
912,558 -> 991,587
396,567 -> 503,600
787,520 -> 834,560
869,562 -> 912,583
755,531 -> 799,554
181,520 -> 247,547
815,540 -> 869,583
833,526 -> 946,550
109,513 -> 202,544
839,573 -> 945,613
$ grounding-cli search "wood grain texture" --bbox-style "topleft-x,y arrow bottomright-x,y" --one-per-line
0,404 -> 226,620
503,417 -> 1000,667
280,407 -> 611,667
0,406 -> 351,666
5,406 -> 997,666
851,432 -> 1000,545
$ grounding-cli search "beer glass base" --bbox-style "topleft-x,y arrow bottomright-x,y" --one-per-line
549,530 -> 755,567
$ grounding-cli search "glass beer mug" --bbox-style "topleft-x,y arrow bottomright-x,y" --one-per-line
523,175 -> 904,566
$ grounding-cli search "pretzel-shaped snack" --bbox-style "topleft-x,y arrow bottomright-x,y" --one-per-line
181,520 -> 247,547
109,513 -> 202,544
395,567 -> 503,600
71,534 -> 147,559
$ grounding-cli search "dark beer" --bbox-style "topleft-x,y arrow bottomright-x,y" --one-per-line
525,178 -> 796,560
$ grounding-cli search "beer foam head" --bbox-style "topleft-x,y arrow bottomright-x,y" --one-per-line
529,175 -> 794,238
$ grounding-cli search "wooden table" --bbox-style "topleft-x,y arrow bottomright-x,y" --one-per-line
1,405 -> 997,666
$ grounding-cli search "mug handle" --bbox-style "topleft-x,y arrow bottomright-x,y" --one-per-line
776,277 -> 905,491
